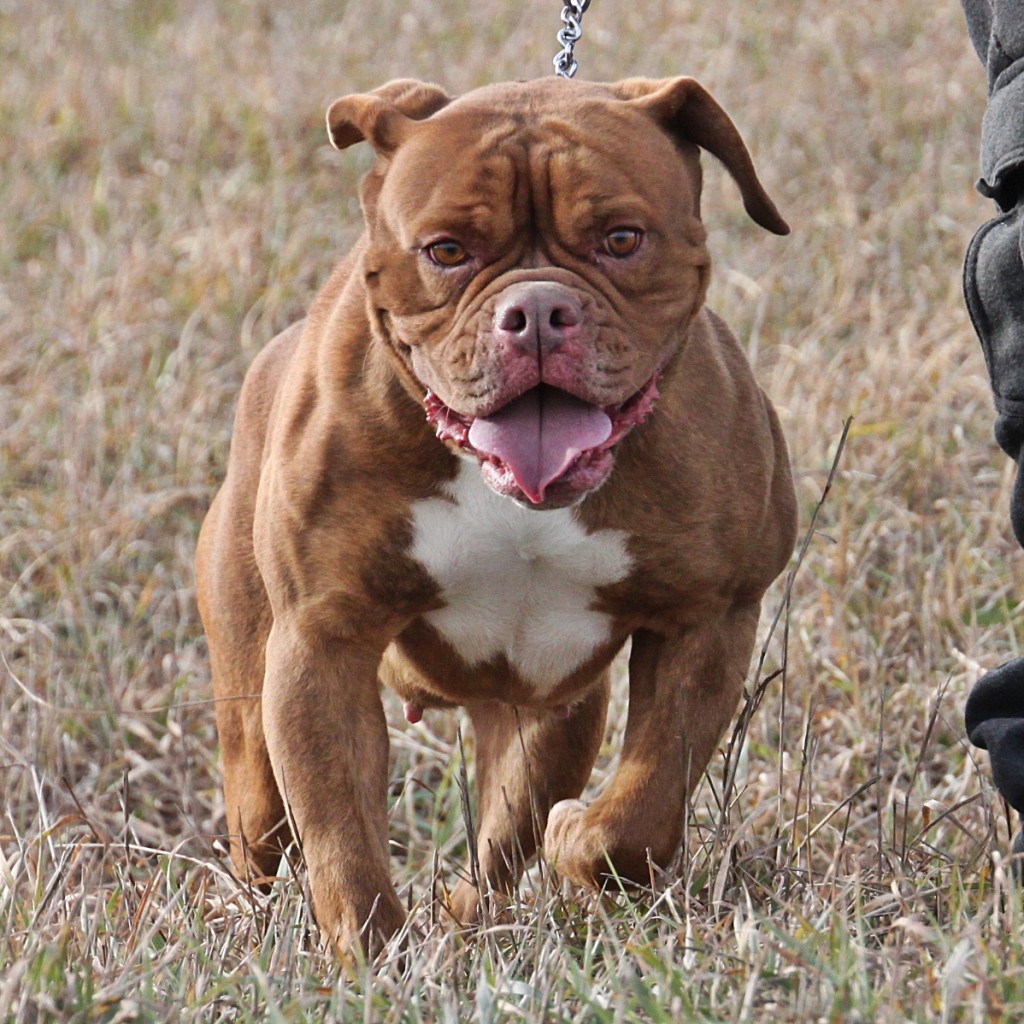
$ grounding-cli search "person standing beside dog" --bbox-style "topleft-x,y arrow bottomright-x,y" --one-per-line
961,0 -> 1024,860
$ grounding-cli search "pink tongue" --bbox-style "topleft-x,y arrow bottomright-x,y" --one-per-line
468,386 -> 612,503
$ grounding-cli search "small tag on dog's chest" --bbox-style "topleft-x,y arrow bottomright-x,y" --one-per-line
409,462 -> 631,694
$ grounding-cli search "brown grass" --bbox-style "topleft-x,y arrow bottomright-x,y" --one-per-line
2,0 -> 1020,1020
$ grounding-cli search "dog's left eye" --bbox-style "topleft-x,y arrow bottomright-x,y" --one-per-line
603,228 -> 643,258
425,239 -> 470,267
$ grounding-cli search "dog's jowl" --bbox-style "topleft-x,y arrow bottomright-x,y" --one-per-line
196,76 -> 797,957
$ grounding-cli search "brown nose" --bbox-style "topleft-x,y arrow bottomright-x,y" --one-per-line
493,282 -> 582,355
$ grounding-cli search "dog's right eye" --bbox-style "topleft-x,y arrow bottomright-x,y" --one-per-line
425,239 -> 469,267
603,228 -> 644,258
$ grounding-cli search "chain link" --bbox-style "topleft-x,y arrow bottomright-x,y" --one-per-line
553,0 -> 591,79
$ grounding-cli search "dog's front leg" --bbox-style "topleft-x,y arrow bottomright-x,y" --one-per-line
544,607 -> 759,889
261,619 -> 404,957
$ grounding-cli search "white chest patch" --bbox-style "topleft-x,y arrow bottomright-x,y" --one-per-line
409,461 -> 632,695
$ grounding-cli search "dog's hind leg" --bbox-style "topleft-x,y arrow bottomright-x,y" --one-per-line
448,676 -> 610,925
198,492 -> 289,888
217,670 -> 289,887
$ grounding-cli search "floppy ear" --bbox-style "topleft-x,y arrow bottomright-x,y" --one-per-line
326,79 -> 453,155
614,77 -> 789,236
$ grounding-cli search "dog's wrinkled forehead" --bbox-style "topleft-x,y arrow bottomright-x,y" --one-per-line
377,93 -> 691,247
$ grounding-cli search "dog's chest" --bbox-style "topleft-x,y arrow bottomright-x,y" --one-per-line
409,462 -> 632,694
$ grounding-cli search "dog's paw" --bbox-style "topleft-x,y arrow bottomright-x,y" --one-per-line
318,889 -> 407,964
544,799 -> 611,890
448,880 -> 482,928
545,799 -> 663,890
448,880 -> 518,931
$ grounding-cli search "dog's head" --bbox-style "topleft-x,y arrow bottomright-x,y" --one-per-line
327,77 -> 787,509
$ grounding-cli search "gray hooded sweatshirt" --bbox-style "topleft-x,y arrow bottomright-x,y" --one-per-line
962,0 -> 1024,825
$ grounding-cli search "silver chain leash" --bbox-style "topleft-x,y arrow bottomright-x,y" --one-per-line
553,0 -> 591,79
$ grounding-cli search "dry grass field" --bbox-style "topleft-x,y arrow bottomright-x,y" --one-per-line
1,0 -> 1021,1019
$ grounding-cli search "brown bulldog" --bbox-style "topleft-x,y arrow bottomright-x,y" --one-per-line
196,75 -> 798,956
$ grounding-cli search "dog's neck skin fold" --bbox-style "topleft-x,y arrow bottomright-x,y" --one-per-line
286,240 -> 447,463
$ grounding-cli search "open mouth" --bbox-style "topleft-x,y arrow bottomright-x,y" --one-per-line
424,373 -> 661,505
